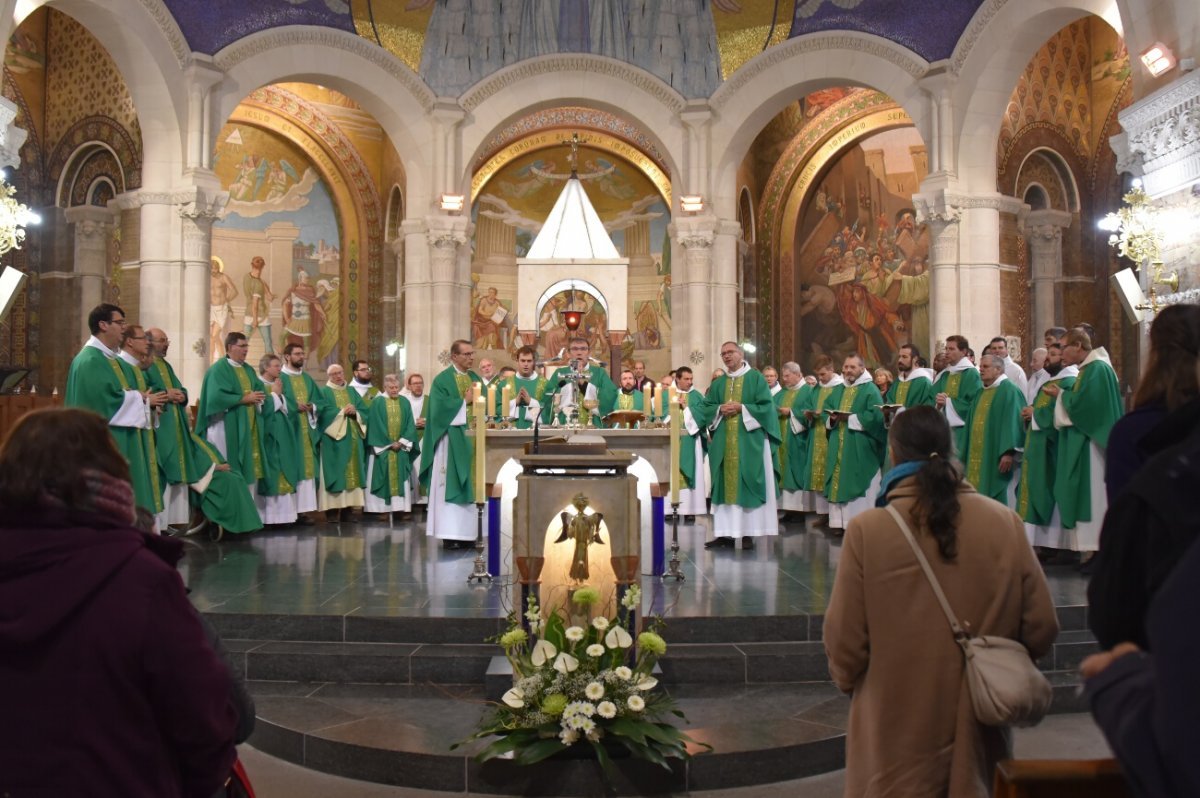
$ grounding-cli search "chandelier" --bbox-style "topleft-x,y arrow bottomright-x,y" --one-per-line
0,171 -> 39,256
1098,179 -> 1176,314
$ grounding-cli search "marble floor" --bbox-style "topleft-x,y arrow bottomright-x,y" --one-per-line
180,512 -> 1090,621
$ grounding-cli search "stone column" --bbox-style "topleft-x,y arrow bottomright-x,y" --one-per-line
914,184 -> 962,352
177,190 -> 226,391
423,213 -> 471,373
1020,209 -> 1072,345
671,217 -> 716,371
64,205 -> 115,343
712,218 -> 742,353
402,218 -> 432,377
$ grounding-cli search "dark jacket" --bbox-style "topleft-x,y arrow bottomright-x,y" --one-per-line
0,508 -> 238,797
1089,399 -> 1200,649
1104,402 -> 1166,500
1086,535 -> 1200,798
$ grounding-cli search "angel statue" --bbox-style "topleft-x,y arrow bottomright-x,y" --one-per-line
555,494 -> 605,582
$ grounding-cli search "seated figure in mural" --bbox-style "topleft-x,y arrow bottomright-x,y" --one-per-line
472,286 -> 504,350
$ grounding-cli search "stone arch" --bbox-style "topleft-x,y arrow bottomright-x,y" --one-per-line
385,185 -> 404,242
50,120 -> 139,204
213,26 -> 437,211
952,0 -> 1125,193
458,55 -> 687,197
1014,147 -> 1081,213
737,186 -> 754,245
709,32 -> 933,218
19,0 -> 188,189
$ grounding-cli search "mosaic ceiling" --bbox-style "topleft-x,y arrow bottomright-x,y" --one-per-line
162,0 -> 988,97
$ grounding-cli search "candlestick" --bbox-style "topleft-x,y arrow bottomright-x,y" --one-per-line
474,395 -> 486,503
642,383 -> 652,420
655,382 -> 665,418
669,394 -> 681,504
501,382 -> 513,418
488,383 -> 498,419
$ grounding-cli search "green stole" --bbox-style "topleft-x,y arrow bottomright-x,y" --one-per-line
887,375 -> 936,407
257,382 -> 297,497
366,395 -> 417,500
117,357 -> 164,513
282,370 -> 321,481
1054,355 -> 1123,527
506,374 -> 548,429
774,386 -> 800,491
319,385 -> 366,491
1018,371 -> 1077,524
148,357 -> 196,486
825,378 -> 886,503
418,366 -> 481,504
802,380 -> 844,493
694,368 -> 780,508
934,366 -> 983,456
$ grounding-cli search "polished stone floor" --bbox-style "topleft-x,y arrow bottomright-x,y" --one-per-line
180,513 -> 1090,620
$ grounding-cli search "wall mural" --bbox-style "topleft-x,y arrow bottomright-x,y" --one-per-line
211,123 -> 342,370
470,141 -> 670,368
794,127 -> 930,371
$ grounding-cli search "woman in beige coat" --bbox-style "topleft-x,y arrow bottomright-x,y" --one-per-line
824,406 -> 1058,797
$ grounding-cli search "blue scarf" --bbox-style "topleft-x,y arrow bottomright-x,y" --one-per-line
875,460 -> 926,506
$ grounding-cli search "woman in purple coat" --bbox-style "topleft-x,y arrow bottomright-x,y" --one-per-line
0,408 -> 238,798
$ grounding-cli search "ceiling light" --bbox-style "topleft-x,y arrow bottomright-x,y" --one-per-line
439,193 -> 465,213
680,195 -> 704,214
1140,43 -> 1176,77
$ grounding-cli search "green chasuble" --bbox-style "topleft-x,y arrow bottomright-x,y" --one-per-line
825,377 -> 886,503
366,395 -> 418,501
195,359 -> 269,488
281,368 -> 324,483
678,388 -> 708,489
1018,369 -> 1077,525
146,357 -> 197,487
692,367 -> 781,508
258,385 -> 299,498
776,385 -> 810,493
961,377 -> 1026,504
801,379 -> 845,494
351,382 -> 380,406
118,357 -> 165,514
933,365 -> 983,456
613,388 -> 645,424
1054,352 -> 1123,527
187,432 -> 264,534
66,346 -> 161,514
504,374 -> 549,429
547,364 -> 618,426
886,373 -> 937,408
318,384 -> 368,492
418,366 -> 481,503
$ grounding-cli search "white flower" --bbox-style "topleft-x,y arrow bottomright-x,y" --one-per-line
591,617 -> 609,631
635,676 -> 658,691
579,701 -> 596,716
596,701 -> 617,719
614,666 -> 633,680
627,695 -> 646,712
553,652 -> 579,673
531,639 -> 557,666
585,682 -> 605,700
560,728 -> 579,745
564,701 -> 587,717
565,626 -> 585,642
621,585 -> 641,610
501,687 -> 525,708
566,714 -> 587,730
578,717 -> 596,734
605,625 -> 633,649
586,644 -> 605,657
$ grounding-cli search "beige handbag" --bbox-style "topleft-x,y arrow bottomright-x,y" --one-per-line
885,504 -> 1053,727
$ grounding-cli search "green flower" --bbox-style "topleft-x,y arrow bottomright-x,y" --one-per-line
572,586 -> 601,606
637,631 -> 667,655
499,628 -> 528,648
542,694 -> 568,716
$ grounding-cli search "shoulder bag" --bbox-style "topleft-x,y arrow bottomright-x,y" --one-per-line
885,504 -> 1052,727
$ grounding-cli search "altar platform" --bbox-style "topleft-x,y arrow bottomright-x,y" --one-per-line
182,514 -> 1097,795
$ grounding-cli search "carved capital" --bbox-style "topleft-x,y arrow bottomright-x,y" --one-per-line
1114,69 -> 1200,197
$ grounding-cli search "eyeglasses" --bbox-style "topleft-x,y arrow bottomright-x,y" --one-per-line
105,317 -> 128,326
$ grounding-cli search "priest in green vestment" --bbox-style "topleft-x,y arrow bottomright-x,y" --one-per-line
961,354 -> 1026,506
611,369 -> 646,425
672,366 -> 709,519
61,312 -> 163,514
194,333 -> 270,503
280,342 -> 323,520
350,359 -> 380,405
799,355 -> 844,516
1045,329 -> 1123,554
885,344 -> 937,409
187,431 -> 264,534
776,362 -> 813,515
115,325 -> 166,518
420,339 -> 483,547
824,354 -> 886,531
934,335 -> 983,457
365,373 -> 418,514
145,328 -> 198,529
503,346 -> 550,429
546,337 -> 617,427
405,373 -> 428,506
255,354 -> 299,525
1019,353 -> 1078,547
317,362 -> 368,518
691,341 -> 781,549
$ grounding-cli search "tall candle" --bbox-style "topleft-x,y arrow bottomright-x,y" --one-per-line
655,383 -> 665,418
501,382 -> 513,418
642,383 -> 653,418
488,383 -> 498,418
474,395 -> 486,503
669,394 -> 681,504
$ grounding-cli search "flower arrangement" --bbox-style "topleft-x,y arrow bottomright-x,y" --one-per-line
455,584 -> 709,778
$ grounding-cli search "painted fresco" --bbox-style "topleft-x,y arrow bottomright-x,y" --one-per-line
211,123 -> 341,369
795,127 -> 931,372
470,142 -> 670,367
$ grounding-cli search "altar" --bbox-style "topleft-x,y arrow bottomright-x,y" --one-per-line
472,428 -> 671,580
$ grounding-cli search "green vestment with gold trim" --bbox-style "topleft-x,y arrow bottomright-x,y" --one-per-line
678,388 -> 708,489
366,395 -> 418,501
146,357 -> 197,488
824,380 -> 886,503
547,364 -> 618,426
692,368 -> 781,508
418,366 -> 481,503
318,384 -> 368,493
776,385 -> 810,493
258,384 -> 299,498
933,366 -> 983,456
504,374 -> 549,429
195,359 -> 269,489
1055,357 -> 1122,527
962,378 -> 1026,504
188,432 -> 264,534
280,369 -> 324,483
801,381 -> 844,494
1018,372 -> 1076,525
